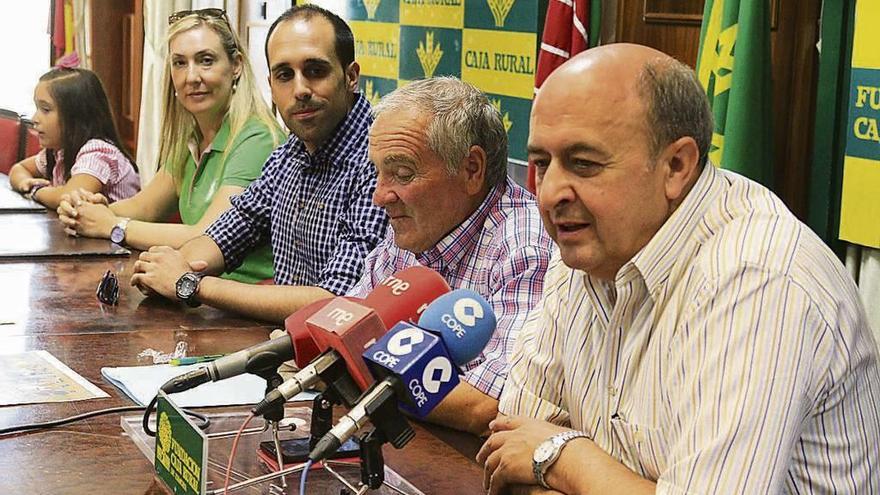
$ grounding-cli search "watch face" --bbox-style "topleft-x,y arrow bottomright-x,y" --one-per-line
534,442 -> 555,464
110,226 -> 124,244
176,274 -> 198,298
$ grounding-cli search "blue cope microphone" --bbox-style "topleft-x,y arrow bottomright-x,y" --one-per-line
309,289 -> 496,461
416,288 -> 496,365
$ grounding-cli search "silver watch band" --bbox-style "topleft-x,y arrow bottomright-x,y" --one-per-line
534,430 -> 589,489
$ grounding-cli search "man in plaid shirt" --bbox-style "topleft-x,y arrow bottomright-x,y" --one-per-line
347,77 -> 555,435
131,6 -> 388,322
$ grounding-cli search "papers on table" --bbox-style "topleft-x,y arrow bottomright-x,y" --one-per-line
0,350 -> 109,406
0,175 -> 45,212
101,363 -> 317,408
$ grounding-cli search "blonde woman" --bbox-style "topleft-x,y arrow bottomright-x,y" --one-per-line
58,9 -> 284,283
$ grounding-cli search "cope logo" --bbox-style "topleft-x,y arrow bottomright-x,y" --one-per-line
409,356 -> 454,407
441,297 -> 484,338
453,297 -> 484,326
421,356 -> 453,393
387,327 -> 425,356
373,326 -> 425,369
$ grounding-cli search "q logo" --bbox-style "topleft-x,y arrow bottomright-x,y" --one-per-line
422,356 -> 453,394
387,327 -> 425,356
453,298 -> 484,327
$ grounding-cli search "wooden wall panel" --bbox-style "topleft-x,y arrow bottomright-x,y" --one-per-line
88,0 -> 143,156
614,0 -> 820,220
643,0 -> 702,25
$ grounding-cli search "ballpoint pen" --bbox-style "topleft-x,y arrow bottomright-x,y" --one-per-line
169,354 -> 226,366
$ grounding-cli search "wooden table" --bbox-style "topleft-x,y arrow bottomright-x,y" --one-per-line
0,209 -> 130,259
0,214 -> 485,494
0,257 -> 272,334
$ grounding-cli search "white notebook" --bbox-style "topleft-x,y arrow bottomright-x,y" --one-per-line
101,363 -> 316,407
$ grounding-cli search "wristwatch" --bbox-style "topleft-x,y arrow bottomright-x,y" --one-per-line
532,430 -> 589,489
27,183 -> 48,199
175,272 -> 204,308
109,217 -> 131,245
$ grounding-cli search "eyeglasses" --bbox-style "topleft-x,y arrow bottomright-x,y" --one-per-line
96,270 -> 119,305
168,8 -> 230,26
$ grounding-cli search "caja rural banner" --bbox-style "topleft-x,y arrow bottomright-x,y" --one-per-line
313,0 -> 538,165
840,0 -> 880,248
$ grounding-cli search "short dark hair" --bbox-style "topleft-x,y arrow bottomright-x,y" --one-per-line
637,58 -> 713,168
264,5 -> 355,69
39,68 -> 135,181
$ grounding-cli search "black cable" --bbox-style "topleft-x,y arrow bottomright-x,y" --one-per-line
0,405 -> 143,435
141,394 -> 210,436
0,400 -> 210,436
142,394 -> 159,436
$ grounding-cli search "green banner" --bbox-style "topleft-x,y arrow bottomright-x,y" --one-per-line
313,0 -> 538,165
346,0 -> 400,22
398,26 -> 462,80
486,93 -> 532,160
360,75 -> 400,107
465,0 -> 537,32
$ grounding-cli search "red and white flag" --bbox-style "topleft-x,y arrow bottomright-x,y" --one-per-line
529,0 -> 592,192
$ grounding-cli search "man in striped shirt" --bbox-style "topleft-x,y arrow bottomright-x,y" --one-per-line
347,77 -> 554,434
478,44 -> 880,494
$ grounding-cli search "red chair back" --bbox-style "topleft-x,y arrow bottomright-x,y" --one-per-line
0,109 -> 26,175
22,121 -> 40,158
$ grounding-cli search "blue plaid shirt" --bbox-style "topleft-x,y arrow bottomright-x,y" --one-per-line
206,94 -> 388,294
347,177 -> 555,398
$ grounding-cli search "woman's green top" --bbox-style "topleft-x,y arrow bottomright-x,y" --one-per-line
177,117 -> 282,284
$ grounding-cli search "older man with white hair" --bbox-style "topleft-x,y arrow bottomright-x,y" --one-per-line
348,76 -> 554,435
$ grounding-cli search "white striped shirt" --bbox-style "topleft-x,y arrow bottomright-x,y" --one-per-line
35,139 -> 140,202
499,163 -> 880,493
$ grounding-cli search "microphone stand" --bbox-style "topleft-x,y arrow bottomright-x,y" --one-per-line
309,391 -> 337,450
311,394 -> 393,491
310,382 -> 413,491
254,369 -> 288,489
358,429 -> 386,490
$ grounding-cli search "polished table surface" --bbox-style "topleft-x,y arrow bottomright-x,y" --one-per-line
0,330 -> 485,494
0,174 -> 45,212
0,210 -> 130,259
0,258 -> 272,333
0,213 -> 486,494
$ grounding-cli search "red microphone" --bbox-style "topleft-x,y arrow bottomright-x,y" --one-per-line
252,298 -> 384,414
305,298 -> 386,392
251,267 -> 451,414
286,267 -> 451,367
363,266 -> 451,327
285,298 -> 331,368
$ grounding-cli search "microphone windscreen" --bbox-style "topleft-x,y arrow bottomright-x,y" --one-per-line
363,322 -> 460,418
284,297 -> 332,368
417,289 -> 496,365
305,297 -> 387,392
362,266 -> 451,328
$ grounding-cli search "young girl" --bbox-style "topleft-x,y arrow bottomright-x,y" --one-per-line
9,68 -> 140,209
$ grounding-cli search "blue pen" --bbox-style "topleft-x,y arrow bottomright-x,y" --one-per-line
169,354 -> 225,366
